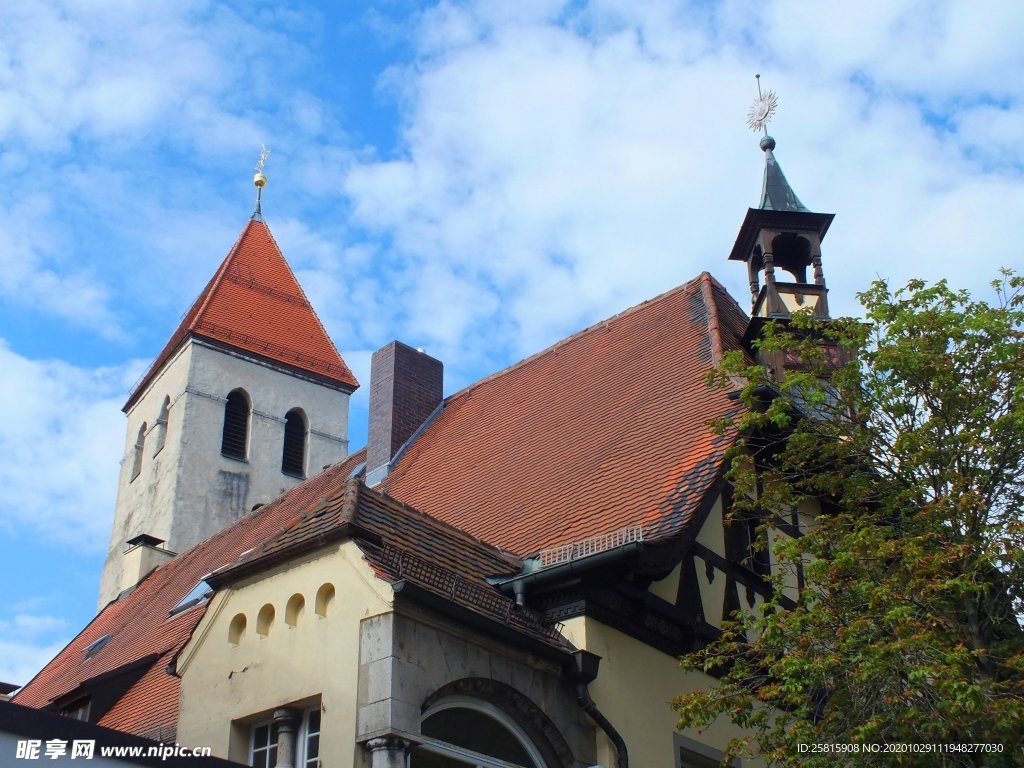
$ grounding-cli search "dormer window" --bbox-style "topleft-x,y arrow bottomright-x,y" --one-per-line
59,697 -> 91,722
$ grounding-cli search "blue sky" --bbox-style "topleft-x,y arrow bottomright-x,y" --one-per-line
2,0 -> 1023,686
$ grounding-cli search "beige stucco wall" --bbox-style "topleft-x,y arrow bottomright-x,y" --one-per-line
696,495 -> 727,557
560,616 -> 758,767
176,541 -> 391,766
99,337 -> 351,607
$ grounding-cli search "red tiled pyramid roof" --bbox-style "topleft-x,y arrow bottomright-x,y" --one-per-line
126,219 -> 357,410
383,272 -> 748,557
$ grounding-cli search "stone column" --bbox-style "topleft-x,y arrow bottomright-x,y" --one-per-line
365,736 -> 412,768
273,708 -> 301,768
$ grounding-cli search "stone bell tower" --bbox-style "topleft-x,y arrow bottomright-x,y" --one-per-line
98,163 -> 359,608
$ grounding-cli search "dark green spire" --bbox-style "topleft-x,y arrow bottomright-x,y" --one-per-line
757,135 -> 809,212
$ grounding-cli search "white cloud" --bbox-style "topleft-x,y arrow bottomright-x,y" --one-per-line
0,1 -> 337,334
0,340 -> 134,549
340,0 -> 1024,382
0,613 -> 72,689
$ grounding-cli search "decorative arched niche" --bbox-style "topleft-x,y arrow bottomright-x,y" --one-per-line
228,613 -> 246,646
285,593 -> 305,627
315,583 -> 335,618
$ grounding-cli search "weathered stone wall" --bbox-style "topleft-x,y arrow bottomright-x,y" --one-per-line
98,338 -> 351,608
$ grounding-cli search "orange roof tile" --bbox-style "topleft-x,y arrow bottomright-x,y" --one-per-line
126,220 -> 357,410
383,272 -> 748,557
212,479 -> 565,649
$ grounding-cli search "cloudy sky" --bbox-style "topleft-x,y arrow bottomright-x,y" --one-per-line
1,0 -> 1022,686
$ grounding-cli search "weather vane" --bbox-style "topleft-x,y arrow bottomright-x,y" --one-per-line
252,144 -> 271,220
254,144 -> 270,183
746,74 -> 778,134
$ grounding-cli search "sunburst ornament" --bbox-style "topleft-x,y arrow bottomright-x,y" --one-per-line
746,75 -> 778,133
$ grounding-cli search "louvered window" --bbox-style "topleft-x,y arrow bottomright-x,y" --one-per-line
221,389 -> 250,460
281,409 -> 307,478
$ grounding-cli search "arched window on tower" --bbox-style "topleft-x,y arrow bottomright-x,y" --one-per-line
281,408 -> 307,478
221,389 -> 250,461
130,423 -> 146,481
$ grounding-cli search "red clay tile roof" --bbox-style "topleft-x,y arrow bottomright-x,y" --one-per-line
382,272 -> 748,556
125,219 -> 357,410
12,450 -> 368,735
213,479 -> 564,648
18,270 -> 752,738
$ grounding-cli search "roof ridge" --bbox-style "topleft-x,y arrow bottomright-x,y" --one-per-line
445,275 -> 707,403
699,272 -> 725,367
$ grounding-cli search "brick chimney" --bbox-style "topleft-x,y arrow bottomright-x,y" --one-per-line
365,341 -> 443,485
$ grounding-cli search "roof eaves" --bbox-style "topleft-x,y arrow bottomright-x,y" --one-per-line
391,580 -> 574,663
206,480 -> 374,587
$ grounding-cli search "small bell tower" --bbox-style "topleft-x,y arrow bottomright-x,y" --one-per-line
728,77 -> 837,377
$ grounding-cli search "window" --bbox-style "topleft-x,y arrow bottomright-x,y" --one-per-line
674,734 -> 739,768
59,698 -> 91,722
281,408 -> 307,478
250,720 -> 278,768
221,389 -> 251,460
152,396 -> 170,456
249,708 -> 320,768
171,578 -> 213,616
130,423 -> 146,481
83,635 -> 111,661
411,698 -> 543,768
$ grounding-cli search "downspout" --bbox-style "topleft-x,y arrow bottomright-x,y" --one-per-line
567,650 -> 628,768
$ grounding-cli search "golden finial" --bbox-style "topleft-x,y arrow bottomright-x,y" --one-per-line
252,145 -> 270,220
253,144 -> 270,187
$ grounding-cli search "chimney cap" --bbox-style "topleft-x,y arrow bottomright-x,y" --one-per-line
126,533 -> 166,549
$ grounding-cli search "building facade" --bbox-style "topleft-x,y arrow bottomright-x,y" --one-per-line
16,135 -> 834,768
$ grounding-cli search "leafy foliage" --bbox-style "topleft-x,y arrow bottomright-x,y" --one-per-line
674,272 -> 1024,766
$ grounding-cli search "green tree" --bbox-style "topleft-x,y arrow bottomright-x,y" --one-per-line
674,273 -> 1024,766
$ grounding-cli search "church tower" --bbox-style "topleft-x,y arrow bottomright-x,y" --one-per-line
728,80 -> 836,379
98,167 -> 359,607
